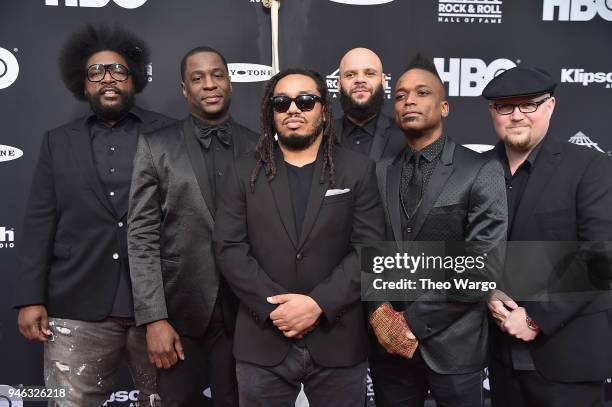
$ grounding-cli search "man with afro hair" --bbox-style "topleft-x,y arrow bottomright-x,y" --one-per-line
15,24 -> 174,406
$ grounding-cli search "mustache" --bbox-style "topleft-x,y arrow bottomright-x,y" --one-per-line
97,86 -> 122,96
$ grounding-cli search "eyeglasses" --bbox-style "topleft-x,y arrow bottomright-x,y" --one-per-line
492,96 -> 551,115
270,94 -> 322,113
86,63 -> 130,82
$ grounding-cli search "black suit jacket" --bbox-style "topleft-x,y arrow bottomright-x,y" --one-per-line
375,136 -> 507,374
488,136 -> 612,382
14,107 -> 175,319
127,117 -> 258,337
333,113 -> 405,161
213,145 -> 385,367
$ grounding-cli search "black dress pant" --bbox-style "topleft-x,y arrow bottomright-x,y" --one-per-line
157,302 -> 238,407
370,351 -> 485,407
488,357 -> 606,407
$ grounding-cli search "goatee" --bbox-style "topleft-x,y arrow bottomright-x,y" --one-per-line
277,118 -> 324,151
340,84 -> 384,122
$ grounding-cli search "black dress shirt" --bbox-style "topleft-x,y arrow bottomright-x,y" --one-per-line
496,140 -> 543,371
88,110 -> 142,317
399,135 -> 446,240
341,114 -> 378,156
192,116 -> 234,210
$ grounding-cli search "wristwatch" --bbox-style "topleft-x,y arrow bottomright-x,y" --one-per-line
525,314 -> 540,331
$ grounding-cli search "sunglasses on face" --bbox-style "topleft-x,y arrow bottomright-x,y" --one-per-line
270,94 -> 322,113
86,63 -> 130,82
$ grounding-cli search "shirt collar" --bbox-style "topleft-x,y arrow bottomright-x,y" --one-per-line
495,138 -> 544,177
86,106 -> 143,134
191,114 -> 231,130
343,114 -> 378,138
404,134 -> 446,163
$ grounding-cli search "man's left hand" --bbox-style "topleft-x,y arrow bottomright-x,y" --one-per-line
502,307 -> 539,341
268,294 -> 322,338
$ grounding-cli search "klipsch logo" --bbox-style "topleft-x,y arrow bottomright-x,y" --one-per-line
328,0 -> 394,5
326,69 -> 392,99
0,227 -> 15,249
561,69 -> 612,88
0,145 -> 24,162
568,132 -> 610,155
434,58 -> 517,97
438,0 -> 503,23
0,47 -> 19,90
543,0 -> 612,21
228,63 -> 273,83
45,0 -> 148,8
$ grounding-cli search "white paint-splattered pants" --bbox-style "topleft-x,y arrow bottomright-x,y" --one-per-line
44,317 -> 159,407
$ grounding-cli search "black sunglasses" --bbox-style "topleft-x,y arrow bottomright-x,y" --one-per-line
270,94 -> 322,113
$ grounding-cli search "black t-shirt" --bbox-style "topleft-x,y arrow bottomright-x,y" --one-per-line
286,161 -> 316,238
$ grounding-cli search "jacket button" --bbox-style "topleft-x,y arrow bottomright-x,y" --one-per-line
118,222 -> 124,228
296,253 -> 303,261
112,253 -> 119,260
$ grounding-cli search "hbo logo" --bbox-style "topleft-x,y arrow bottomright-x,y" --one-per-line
434,58 -> 517,97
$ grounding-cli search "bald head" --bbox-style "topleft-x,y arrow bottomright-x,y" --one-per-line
339,47 -> 383,76
338,48 -> 386,125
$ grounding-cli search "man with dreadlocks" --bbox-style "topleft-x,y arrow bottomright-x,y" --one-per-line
15,25 -> 173,406
213,68 -> 385,406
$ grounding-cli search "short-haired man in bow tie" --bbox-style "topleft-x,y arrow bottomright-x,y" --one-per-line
127,46 -> 258,407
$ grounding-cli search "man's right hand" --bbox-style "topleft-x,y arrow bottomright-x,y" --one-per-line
146,320 -> 185,369
17,305 -> 52,342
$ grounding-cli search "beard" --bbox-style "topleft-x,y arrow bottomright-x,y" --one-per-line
87,87 -> 135,122
277,116 -> 325,152
339,84 -> 384,122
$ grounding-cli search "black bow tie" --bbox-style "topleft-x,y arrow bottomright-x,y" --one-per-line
196,122 -> 231,150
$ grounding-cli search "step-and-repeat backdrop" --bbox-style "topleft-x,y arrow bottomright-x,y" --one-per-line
1,1 -> 611,405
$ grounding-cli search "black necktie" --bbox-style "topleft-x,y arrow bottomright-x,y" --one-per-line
401,152 -> 423,219
196,122 -> 231,150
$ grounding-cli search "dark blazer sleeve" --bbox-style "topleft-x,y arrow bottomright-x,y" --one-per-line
213,162 -> 290,326
309,161 -> 385,323
406,158 -> 508,340
525,152 -> 612,335
127,134 -> 168,326
14,131 -> 58,307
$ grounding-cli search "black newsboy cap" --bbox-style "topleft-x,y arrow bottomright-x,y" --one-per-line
482,67 -> 557,100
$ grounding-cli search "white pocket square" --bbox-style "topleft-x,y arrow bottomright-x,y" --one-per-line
325,188 -> 350,197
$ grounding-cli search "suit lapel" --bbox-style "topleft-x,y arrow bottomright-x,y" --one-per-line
69,120 -> 117,217
116,109 -> 165,220
268,148 -> 299,249
297,151 -> 327,249
332,118 -> 343,146
369,114 -> 391,162
510,137 -> 561,239
386,162 -> 403,247
411,137 -> 455,239
183,118 -> 216,225
134,107 -> 163,134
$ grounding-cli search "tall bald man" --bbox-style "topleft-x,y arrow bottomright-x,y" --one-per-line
334,48 -> 404,161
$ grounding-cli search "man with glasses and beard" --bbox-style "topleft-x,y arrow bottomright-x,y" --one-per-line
213,68 -> 385,406
484,67 -> 612,407
334,48 -> 404,161
15,25 -> 174,406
